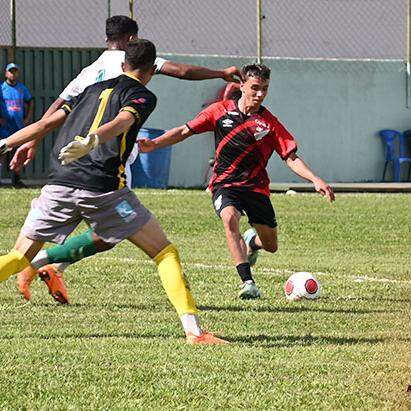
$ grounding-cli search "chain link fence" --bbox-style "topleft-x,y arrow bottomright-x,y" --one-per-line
0,0 -> 11,46
16,0 -> 107,48
0,0 -> 408,183
135,0 -> 257,57
262,0 -> 407,60
0,0 -> 407,61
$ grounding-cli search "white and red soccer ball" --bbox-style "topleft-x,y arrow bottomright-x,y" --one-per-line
284,272 -> 321,301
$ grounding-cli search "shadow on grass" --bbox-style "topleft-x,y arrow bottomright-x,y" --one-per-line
2,333 -> 406,348
229,334 -> 387,347
0,330 -> 409,347
32,302 -> 157,311
0,332 -> 178,340
336,296 -> 411,304
29,302 -> 396,315
199,304 -> 394,315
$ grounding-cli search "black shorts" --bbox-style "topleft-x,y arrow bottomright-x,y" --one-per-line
211,187 -> 277,228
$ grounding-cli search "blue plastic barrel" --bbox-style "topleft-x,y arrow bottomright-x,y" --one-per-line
131,128 -> 172,188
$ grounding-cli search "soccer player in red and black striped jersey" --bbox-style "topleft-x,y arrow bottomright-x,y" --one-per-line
139,64 -> 335,299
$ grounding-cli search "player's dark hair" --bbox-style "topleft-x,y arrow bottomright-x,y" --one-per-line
228,88 -> 242,101
106,15 -> 138,41
125,39 -> 156,70
241,64 -> 271,81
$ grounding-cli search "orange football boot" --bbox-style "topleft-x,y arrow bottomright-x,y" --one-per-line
186,332 -> 230,345
17,265 -> 38,301
38,264 -> 70,304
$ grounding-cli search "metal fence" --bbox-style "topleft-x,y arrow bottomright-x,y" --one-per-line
0,0 -> 409,181
0,48 -> 102,180
0,0 -> 408,60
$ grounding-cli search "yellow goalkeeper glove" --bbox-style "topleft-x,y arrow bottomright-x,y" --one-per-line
58,134 -> 100,165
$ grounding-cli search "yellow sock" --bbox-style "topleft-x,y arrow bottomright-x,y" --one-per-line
154,244 -> 198,316
0,249 -> 30,282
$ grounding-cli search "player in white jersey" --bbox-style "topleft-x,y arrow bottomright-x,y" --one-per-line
13,15 -> 240,305
11,15 -> 240,182
57,50 -> 167,186
59,51 -> 166,100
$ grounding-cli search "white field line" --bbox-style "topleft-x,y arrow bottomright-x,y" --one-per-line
131,190 -> 407,198
98,256 -> 411,285
133,190 -> 208,196
0,248 -> 407,285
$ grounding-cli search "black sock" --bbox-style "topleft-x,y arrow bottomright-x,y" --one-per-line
249,235 -> 261,251
236,262 -> 254,283
11,171 -> 21,186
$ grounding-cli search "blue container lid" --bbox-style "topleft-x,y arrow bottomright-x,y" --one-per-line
138,127 -> 165,139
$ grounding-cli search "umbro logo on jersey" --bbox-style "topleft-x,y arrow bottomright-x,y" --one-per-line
227,111 -> 240,116
222,119 -> 234,128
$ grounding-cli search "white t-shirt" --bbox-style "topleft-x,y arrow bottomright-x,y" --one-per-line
58,50 -> 167,188
59,50 -> 167,101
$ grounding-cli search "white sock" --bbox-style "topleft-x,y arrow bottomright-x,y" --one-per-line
31,250 -> 50,269
180,314 -> 202,336
31,251 -> 70,272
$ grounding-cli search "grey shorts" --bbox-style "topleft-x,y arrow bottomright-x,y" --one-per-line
21,184 -> 152,245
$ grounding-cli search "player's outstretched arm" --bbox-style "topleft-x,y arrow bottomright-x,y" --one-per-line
59,110 -> 137,165
161,61 -> 241,82
43,97 -> 67,119
0,109 -> 67,156
9,142 -> 37,172
285,152 -> 335,202
10,97 -> 68,171
138,125 -> 193,153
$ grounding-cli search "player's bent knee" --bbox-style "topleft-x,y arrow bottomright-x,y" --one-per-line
263,242 -> 278,253
221,212 -> 240,232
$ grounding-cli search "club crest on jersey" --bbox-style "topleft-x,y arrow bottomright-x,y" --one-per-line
254,120 -> 270,140
255,119 -> 268,128
254,127 -> 270,141
222,119 -> 234,128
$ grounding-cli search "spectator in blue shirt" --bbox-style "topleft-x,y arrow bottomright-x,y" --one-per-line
0,63 -> 33,187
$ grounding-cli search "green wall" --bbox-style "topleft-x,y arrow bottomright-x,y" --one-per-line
0,47 -> 102,180
146,56 -> 411,185
1,49 -> 409,184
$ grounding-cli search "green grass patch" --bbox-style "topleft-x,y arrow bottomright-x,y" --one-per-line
0,188 -> 410,410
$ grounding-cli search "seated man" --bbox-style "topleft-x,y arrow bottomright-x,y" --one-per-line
138,64 -> 335,299
0,39 -> 227,345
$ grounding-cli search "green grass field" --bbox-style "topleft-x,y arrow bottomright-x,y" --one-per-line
0,188 -> 410,410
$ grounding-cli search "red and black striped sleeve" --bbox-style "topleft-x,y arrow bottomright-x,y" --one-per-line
271,118 -> 298,160
186,102 -> 222,134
